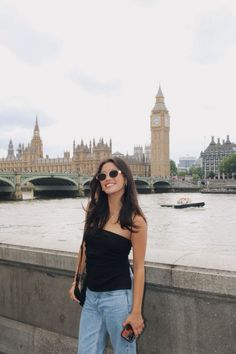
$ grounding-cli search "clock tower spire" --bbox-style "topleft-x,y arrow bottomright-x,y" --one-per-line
30,116 -> 43,160
150,86 -> 170,177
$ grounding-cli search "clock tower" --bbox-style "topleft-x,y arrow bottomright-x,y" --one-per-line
150,87 -> 170,177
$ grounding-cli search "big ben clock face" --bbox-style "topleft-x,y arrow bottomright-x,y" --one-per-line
152,116 -> 160,126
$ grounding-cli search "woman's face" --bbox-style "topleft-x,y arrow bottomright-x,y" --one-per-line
98,162 -> 126,196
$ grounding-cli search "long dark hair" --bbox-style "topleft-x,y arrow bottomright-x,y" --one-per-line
84,157 -> 146,234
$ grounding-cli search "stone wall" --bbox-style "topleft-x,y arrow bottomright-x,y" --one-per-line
0,244 -> 235,354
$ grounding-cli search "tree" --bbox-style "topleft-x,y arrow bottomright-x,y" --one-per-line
189,166 -> 204,179
207,171 -> 215,179
177,171 -> 186,177
219,154 -> 236,176
170,160 -> 177,176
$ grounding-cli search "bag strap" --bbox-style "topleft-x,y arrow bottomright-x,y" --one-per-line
76,233 -> 85,276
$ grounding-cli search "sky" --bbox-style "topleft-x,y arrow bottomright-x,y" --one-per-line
0,0 -> 236,163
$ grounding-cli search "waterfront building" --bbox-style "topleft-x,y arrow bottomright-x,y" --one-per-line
150,87 -> 170,177
0,119 -> 151,176
200,135 -> 236,178
0,119 -> 112,175
72,138 -> 112,175
0,87 -> 171,177
178,156 -> 197,172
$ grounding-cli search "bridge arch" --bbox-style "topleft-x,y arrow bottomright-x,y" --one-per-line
134,179 -> 151,194
83,179 -> 92,196
21,175 -> 79,198
21,175 -> 78,187
153,180 -> 171,193
0,177 -> 15,190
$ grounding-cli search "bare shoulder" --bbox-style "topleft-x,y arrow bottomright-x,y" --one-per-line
133,214 -> 147,230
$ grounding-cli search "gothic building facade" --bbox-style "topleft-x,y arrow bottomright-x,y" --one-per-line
200,136 -> 236,178
0,118 -> 151,176
0,88 -> 170,177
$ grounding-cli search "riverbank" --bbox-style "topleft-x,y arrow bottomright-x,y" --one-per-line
201,189 -> 236,194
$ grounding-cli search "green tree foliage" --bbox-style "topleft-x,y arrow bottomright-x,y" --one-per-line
189,166 -> 204,179
219,154 -> 236,174
177,171 -> 186,177
170,160 -> 177,176
207,171 -> 215,178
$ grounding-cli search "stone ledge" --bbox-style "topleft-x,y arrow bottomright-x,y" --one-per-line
147,248 -> 236,272
0,316 -> 113,354
0,243 -> 76,272
0,316 -> 77,354
0,243 -> 236,297
145,264 -> 236,297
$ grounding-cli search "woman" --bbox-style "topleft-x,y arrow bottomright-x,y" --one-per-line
69,157 -> 147,354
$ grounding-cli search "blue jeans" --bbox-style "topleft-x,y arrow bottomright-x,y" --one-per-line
78,288 -> 137,354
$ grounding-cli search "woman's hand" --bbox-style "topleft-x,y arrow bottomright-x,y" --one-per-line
68,282 -> 79,303
122,312 -> 144,338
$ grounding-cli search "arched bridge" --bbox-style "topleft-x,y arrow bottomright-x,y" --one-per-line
0,172 -> 197,200
0,172 -> 83,199
134,176 -> 171,193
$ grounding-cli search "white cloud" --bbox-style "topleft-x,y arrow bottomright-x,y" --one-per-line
71,71 -> 121,95
193,8 -> 236,64
0,105 -> 53,128
0,0 -> 236,163
0,1 -> 59,64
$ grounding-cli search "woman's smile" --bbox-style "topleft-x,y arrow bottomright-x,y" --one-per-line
105,182 -> 116,188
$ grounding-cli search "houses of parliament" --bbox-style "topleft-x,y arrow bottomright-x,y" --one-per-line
0,88 -> 170,177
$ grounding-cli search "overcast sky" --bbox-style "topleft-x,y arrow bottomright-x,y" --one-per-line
0,0 -> 236,163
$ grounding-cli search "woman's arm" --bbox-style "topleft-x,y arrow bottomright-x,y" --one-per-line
69,204 -> 89,301
69,241 -> 86,302
123,215 -> 147,336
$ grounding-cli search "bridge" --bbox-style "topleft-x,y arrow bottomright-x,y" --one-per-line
0,172 -> 198,200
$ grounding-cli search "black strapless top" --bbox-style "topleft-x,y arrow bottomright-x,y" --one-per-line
85,229 -> 132,291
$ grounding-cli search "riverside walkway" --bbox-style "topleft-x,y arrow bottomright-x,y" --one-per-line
0,234 -> 235,354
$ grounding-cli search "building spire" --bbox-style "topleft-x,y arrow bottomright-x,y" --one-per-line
34,115 -> 40,136
156,85 -> 164,98
7,138 -> 15,159
152,85 -> 167,112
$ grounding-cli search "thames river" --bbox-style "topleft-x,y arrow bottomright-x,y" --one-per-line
0,193 -> 235,260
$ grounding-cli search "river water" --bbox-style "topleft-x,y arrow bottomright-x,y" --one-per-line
0,193 -> 235,260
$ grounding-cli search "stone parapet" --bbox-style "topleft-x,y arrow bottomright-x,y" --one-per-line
0,244 -> 235,354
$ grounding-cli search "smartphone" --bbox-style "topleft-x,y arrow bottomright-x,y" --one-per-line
121,324 -> 136,343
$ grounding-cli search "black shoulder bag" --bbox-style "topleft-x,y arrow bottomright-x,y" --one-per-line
74,237 -> 87,306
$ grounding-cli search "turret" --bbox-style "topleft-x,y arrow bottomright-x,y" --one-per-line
34,116 -> 40,137
7,139 -> 15,160
30,116 -> 43,159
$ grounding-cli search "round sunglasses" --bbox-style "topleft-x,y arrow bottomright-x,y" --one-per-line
96,169 -> 122,181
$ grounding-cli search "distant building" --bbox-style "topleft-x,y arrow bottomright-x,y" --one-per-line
200,135 -> 236,178
178,156 -> 197,172
0,118 -> 151,176
133,145 -> 151,162
150,87 -> 170,177
112,151 -> 125,158
73,138 -> 112,175
0,87 -> 171,177
144,145 -> 151,163
6,139 -> 15,160
134,146 -> 143,161
0,118 -> 112,174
